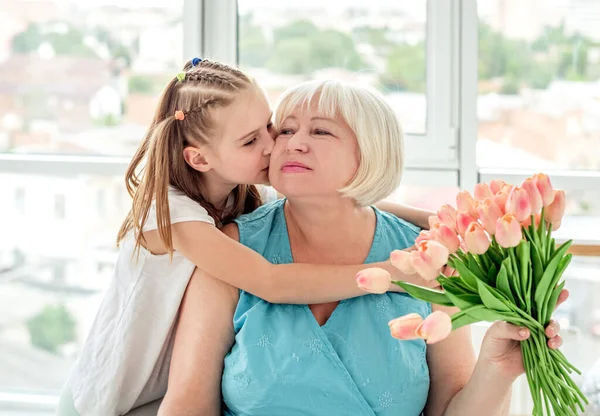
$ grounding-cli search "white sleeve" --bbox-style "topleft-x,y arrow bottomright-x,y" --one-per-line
142,187 -> 215,232
257,185 -> 279,204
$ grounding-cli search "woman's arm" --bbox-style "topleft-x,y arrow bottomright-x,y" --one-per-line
423,304 -> 478,416
374,201 -> 434,230
168,221 -> 433,304
426,299 -> 565,416
158,267 -> 238,416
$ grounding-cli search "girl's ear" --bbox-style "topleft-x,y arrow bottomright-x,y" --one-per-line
183,146 -> 212,172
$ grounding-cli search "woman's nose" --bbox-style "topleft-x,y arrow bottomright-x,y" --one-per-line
286,132 -> 308,153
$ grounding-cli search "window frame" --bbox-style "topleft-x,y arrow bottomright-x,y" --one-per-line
2,0 -> 600,411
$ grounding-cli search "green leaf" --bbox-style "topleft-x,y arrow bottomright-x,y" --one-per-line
540,253 -> 572,323
517,241 -> 532,313
530,243 -> 544,287
486,247 -> 504,268
464,306 -> 531,327
509,248 -> 526,309
477,280 -> 512,313
463,305 -> 507,322
451,309 -> 481,331
452,260 -> 479,292
496,260 -> 517,304
393,281 -> 454,306
447,292 -> 482,310
517,241 -> 531,282
486,263 -> 499,287
441,276 -> 477,294
534,240 -> 572,313
438,279 -> 483,310
466,253 -> 487,282
544,281 -> 566,324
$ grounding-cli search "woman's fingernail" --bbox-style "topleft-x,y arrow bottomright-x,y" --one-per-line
519,329 -> 528,338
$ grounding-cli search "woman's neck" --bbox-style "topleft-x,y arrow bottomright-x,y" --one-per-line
284,196 -> 375,255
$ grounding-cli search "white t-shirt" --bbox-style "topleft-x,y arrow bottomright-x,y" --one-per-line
65,185 -> 277,416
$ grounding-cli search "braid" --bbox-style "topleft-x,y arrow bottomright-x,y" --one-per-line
179,97 -> 228,120
184,70 -> 243,91
182,58 -> 251,83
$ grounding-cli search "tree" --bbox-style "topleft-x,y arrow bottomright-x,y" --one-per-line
273,20 -> 319,41
128,75 -> 155,94
12,23 -> 96,57
27,304 -> 76,354
380,42 -> 426,93
352,25 -> 392,48
266,21 -> 364,74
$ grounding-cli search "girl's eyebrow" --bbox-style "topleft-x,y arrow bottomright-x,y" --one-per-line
237,112 -> 274,141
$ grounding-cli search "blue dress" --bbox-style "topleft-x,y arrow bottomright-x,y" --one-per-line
222,200 -> 431,415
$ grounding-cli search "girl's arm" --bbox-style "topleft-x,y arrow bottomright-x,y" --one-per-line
374,201 -> 434,230
167,221 -> 433,304
275,190 -> 434,230
158,267 -> 237,416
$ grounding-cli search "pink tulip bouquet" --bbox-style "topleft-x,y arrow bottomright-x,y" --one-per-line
357,173 -> 588,416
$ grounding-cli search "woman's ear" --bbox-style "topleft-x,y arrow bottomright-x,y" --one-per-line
183,146 -> 212,172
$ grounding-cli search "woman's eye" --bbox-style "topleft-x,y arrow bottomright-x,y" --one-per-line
279,129 -> 293,135
244,137 -> 257,146
314,129 -> 331,136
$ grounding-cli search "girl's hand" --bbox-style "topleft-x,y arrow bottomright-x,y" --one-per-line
477,289 -> 569,382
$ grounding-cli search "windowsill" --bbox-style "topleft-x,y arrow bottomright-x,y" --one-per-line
554,216 -> 600,247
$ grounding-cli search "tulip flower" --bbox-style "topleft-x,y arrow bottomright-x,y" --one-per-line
476,198 -> 503,235
546,190 -> 566,231
389,313 -> 423,340
431,223 -> 461,253
490,179 -> 507,195
356,268 -> 391,294
390,249 -> 416,274
416,311 -> 452,344
464,222 -> 491,254
457,190 -> 477,217
456,211 -> 477,237
522,177 -> 543,214
474,183 -> 494,201
416,230 -> 433,245
437,204 -> 457,232
506,186 -> 532,222
494,191 -> 509,214
428,215 -> 442,229
389,311 -> 452,344
495,214 -> 523,248
411,240 -> 449,281
533,173 -> 555,207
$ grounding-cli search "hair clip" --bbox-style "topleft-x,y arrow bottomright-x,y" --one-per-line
174,110 -> 185,121
191,57 -> 203,67
176,72 -> 186,82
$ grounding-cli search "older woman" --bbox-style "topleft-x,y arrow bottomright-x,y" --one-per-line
159,80 -> 564,416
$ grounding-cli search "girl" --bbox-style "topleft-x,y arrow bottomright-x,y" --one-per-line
57,58 -> 434,416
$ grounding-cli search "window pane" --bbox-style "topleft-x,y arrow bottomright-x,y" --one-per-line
0,172 -> 128,396
237,1 -> 427,134
477,0 -> 600,171
0,1 -> 183,157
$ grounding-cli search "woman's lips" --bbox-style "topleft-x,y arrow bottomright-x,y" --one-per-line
281,162 -> 312,173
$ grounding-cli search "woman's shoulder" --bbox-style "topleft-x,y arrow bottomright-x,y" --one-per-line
373,206 -> 421,239
235,198 -> 285,226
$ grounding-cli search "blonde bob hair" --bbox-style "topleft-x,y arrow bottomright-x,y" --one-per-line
274,79 -> 404,206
